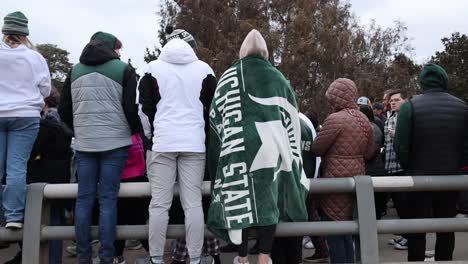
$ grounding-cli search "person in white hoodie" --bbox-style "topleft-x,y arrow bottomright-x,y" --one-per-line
0,11 -> 51,230
137,27 -> 217,264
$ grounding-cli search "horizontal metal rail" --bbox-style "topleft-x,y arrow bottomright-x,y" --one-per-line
372,175 -> 468,192
3,175 -> 468,264
5,218 -> 467,242
39,221 -> 360,240
41,175 -> 468,199
0,228 -> 22,242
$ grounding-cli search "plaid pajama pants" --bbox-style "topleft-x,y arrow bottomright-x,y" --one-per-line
172,237 -> 220,262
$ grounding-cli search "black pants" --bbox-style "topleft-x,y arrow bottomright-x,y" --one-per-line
114,176 -> 150,256
386,172 -> 410,238
457,191 -> 468,214
374,192 -> 389,219
406,191 -> 458,262
392,192 -> 410,218
239,225 -> 276,257
271,237 -> 302,264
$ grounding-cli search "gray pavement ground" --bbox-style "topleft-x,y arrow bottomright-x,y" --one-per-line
1,209 -> 468,263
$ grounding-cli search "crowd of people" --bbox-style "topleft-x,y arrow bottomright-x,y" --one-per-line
1,10 -> 468,264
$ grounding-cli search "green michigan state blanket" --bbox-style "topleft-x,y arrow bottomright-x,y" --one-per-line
207,55 -> 309,243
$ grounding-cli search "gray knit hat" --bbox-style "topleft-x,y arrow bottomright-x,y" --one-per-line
2,11 -> 29,36
165,26 -> 197,48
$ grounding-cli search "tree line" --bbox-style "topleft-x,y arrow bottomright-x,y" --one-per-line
38,0 -> 468,120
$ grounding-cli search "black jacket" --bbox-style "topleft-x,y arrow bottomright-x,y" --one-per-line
407,91 -> 468,175
27,115 -> 73,184
366,122 -> 386,176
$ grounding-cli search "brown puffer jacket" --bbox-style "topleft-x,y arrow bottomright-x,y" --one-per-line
313,78 -> 374,221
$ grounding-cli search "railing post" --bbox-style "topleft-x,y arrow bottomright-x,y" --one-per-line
354,176 -> 379,264
22,183 -> 46,264
40,197 -> 51,264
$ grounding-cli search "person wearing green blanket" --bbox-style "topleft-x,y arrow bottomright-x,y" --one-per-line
207,29 -> 309,264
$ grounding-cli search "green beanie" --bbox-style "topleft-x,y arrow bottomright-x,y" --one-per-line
2,11 -> 29,36
418,63 -> 449,91
90,31 -> 121,50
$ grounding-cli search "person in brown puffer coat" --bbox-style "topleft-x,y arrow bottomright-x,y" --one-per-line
312,78 -> 374,263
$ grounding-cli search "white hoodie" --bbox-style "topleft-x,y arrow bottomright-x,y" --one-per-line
138,39 -> 215,152
0,41 -> 51,117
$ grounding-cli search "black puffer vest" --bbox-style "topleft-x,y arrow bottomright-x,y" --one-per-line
408,91 -> 468,175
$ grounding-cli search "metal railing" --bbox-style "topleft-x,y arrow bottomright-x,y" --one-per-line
2,175 -> 468,264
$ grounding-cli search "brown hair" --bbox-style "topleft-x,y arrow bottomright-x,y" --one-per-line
44,87 -> 60,108
388,89 -> 407,100
383,89 -> 395,96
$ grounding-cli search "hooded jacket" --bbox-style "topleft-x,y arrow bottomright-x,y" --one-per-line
59,32 -> 140,152
395,64 -> 468,174
312,78 -> 374,221
137,39 -> 216,152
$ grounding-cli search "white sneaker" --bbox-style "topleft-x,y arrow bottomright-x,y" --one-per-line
424,256 -> 435,262
388,236 -> 402,245
149,256 -> 164,264
394,238 -> 408,250
65,244 -> 77,256
5,222 -> 22,230
233,256 -> 250,264
456,213 -> 468,218
302,236 -> 315,249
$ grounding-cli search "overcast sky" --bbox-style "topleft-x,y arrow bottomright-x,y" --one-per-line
2,0 -> 468,69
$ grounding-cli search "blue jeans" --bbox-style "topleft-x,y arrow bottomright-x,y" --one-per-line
0,117 -> 39,222
49,204 -> 64,264
0,189 -> 5,226
322,212 -> 355,263
74,147 -> 128,264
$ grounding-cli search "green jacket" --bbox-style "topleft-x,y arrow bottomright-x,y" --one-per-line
394,102 -> 411,168
395,63 -> 468,169
58,31 -> 141,152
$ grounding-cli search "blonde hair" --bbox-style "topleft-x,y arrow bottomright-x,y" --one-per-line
2,34 -> 35,50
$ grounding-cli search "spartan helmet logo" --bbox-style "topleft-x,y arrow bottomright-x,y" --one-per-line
247,94 -> 309,189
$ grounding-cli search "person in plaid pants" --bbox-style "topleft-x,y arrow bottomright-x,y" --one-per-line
171,237 -> 221,264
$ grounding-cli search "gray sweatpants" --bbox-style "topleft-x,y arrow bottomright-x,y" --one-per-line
147,151 -> 205,261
